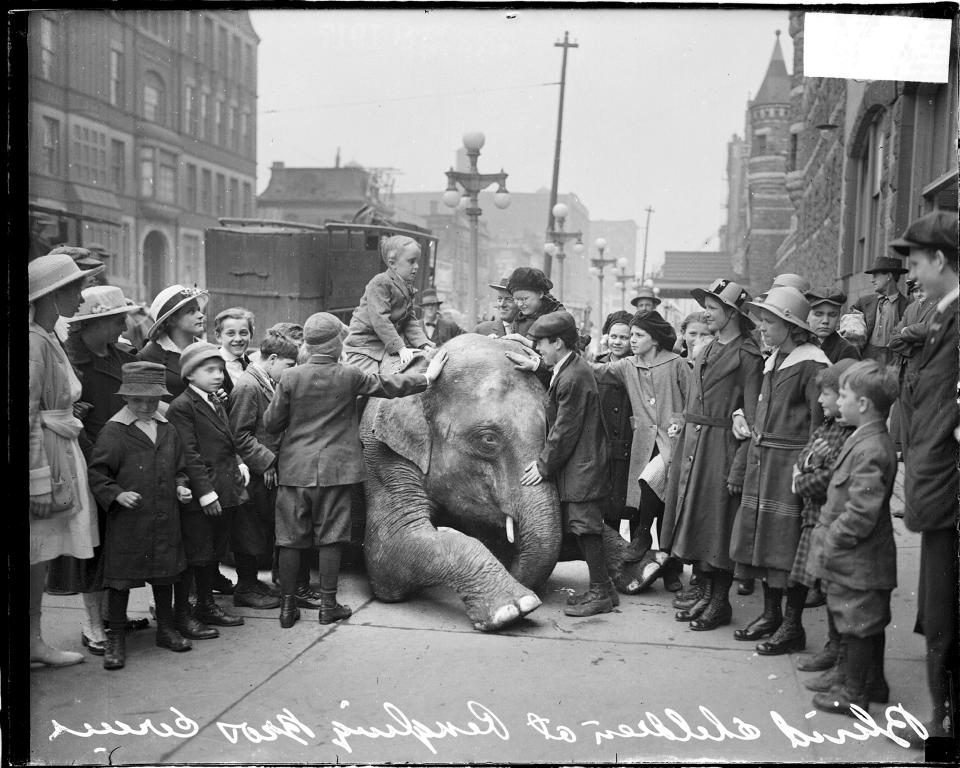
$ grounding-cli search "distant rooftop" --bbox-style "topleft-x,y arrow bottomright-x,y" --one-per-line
753,30 -> 790,106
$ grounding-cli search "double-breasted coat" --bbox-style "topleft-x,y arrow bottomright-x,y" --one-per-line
342,270 -> 432,364
594,351 -> 634,520
87,410 -> 189,586
589,349 -> 690,509
660,335 -> 763,570
730,343 -> 828,574
808,420 -> 898,592
537,353 -> 609,503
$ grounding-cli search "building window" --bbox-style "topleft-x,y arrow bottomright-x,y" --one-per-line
229,105 -> 238,150
157,150 -> 177,203
231,34 -> 241,81
215,173 -> 226,216
39,16 -> 56,81
184,13 -> 198,58
244,42 -> 254,84
186,163 -> 197,211
72,125 -> 107,186
200,92 -> 210,141
201,168 -> 212,214
140,147 -> 155,197
229,177 -> 239,217
41,116 -> 60,175
185,85 -> 197,136
118,221 -> 133,283
242,181 -> 252,217
853,118 -> 885,272
111,139 -> 125,192
139,11 -> 170,41
109,49 -> 124,107
203,16 -> 214,68
240,110 -> 249,156
143,72 -> 165,124
216,98 -> 226,145
181,234 -> 201,287
218,27 -> 228,74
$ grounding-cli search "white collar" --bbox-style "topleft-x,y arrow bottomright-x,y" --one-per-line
937,285 -> 960,314
550,351 -> 574,385
156,333 -> 199,354
220,346 -> 243,363
110,405 -> 168,425
763,342 -> 830,374
189,383 -> 218,406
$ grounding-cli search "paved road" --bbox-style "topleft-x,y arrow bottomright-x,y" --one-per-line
29,477 -> 933,764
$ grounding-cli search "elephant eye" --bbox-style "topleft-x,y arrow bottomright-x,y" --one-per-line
471,428 -> 500,454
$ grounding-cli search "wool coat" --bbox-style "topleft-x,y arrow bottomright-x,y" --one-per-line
819,332 -> 861,364
808,420 -> 898,591
87,410 -> 188,584
227,364 -> 280,475
589,349 -> 690,509
136,336 -> 189,402
660,335 -> 763,570
537,353 -> 609,503
594,351 -> 634,520
342,270 -> 431,363
421,316 -> 465,345
730,343 -> 828,573
64,334 -> 137,450
888,296 -> 937,378
901,295 -> 959,532
263,354 -> 429,487
166,387 -> 248,511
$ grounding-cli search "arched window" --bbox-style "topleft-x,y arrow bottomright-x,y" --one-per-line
143,71 -> 166,124
852,112 -> 886,273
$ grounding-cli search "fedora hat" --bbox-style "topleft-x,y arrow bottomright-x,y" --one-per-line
117,362 -> 170,398
744,286 -> 812,332
418,288 -> 443,306
630,286 -> 662,308
691,278 -> 754,326
890,210 -> 959,256
147,285 -> 209,340
805,286 -> 847,307
179,341 -> 223,381
71,285 -> 139,323
864,255 -> 908,275
488,276 -> 511,292
29,252 -> 103,303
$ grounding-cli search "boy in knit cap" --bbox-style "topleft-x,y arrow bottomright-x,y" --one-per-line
264,312 -> 449,628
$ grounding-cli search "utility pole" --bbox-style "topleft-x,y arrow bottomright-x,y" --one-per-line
639,205 -> 654,284
545,30 -> 578,279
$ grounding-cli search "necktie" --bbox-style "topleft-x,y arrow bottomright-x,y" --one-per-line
208,392 -> 226,420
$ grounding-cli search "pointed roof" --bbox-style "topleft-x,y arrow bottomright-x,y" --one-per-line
753,30 -> 790,106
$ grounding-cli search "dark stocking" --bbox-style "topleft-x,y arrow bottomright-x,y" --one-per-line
173,577 -> 191,612
106,588 -> 130,631
152,584 -> 174,624
786,584 -> 808,613
317,545 -> 342,592
278,547 -> 301,595
297,551 -> 312,589
577,534 -> 607,584
234,553 -> 259,587
194,564 -> 214,605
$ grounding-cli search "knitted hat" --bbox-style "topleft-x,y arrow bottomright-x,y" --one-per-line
889,210 -> 959,257
630,286 -> 662,308
179,341 -> 223,381
117,362 -> 170,397
526,310 -> 576,339
29,252 -> 103,302
744,286 -> 812,331
630,309 -> 677,351
507,267 -> 553,294
71,285 -> 139,322
602,310 -> 634,335
147,285 -> 209,340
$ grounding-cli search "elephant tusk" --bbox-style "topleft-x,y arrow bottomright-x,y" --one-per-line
505,516 -> 515,544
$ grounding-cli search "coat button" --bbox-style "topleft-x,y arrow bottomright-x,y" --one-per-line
649,397 -> 656,405
613,407 -> 619,413
694,425 -> 702,431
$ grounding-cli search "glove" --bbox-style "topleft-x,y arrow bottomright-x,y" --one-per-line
424,349 -> 449,384
238,464 -> 250,487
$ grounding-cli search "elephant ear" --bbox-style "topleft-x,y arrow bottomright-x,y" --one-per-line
372,394 -> 432,475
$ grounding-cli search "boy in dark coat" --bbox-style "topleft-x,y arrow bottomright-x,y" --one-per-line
264,313 -> 448,628
808,360 -> 899,718
167,341 -> 250,636
510,311 -> 614,617
88,362 -> 194,669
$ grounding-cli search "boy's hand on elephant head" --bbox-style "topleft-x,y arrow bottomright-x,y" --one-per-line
424,349 -> 449,384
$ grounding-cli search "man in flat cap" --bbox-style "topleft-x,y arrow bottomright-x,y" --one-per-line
891,209 -> 959,745
849,255 -> 911,366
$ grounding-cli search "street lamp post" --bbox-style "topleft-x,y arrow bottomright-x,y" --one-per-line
442,132 -> 510,326
544,202 -> 585,303
615,263 -> 642,311
587,238 -> 621,327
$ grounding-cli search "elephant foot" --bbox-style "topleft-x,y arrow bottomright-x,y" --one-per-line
471,593 -> 541,632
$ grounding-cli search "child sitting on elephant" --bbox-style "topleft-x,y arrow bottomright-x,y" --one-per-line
341,235 -> 435,374
263,312 -> 449,628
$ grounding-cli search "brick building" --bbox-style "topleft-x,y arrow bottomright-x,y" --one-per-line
28,10 -> 259,302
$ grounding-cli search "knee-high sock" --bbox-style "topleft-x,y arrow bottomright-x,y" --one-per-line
298,550 -> 312,588
786,584 -> 808,613
576,534 -> 607,584
278,547 -> 301,595
106,588 -> 130,631
194,564 -> 214,606
152,584 -> 174,624
234,553 -> 259,587
173,577 -> 191,613
317,545 -> 342,593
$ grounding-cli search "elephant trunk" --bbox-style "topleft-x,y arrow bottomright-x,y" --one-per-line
509,483 -> 562,590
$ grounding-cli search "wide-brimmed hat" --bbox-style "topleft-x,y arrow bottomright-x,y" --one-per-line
418,288 -> 443,306
805,286 -> 847,307
772,273 -> 811,293
889,210 -> 959,256
48,245 -> 106,271
179,341 -> 223,381
864,255 -> 909,275
488,276 -> 512,293
147,285 -> 209,339
29,252 -> 103,303
117,362 -> 170,397
630,286 -> 662,308
690,278 -> 754,327
70,285 -> 139,323
507,267 -> 553,295
744,286 -> 812,331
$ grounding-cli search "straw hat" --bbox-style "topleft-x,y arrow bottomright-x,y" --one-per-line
690,278 -> 754,326
630,286 -> 662,308
70,285 -> 139,323
147,284 -> 209,339
29,252 -> 103,303
117,362 -> 170,398
744,286 -> 812,332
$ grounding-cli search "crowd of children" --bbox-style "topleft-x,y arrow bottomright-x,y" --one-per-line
28,211 -> 957,746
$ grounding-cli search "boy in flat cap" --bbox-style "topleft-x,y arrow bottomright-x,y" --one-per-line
805,287 -> 861,364
507,310 -> 615,617
892,209 -> 959,745
264,313 -> 449,628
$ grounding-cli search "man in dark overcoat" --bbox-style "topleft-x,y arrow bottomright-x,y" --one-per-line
474,277 -> 519,337
417,288 -> 466,345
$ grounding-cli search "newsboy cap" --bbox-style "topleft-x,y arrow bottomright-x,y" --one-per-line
889,209 -> 959,257
117,362 -> 170,397
805,286 -> 847,307
526,310 -> 576,339
303,312 -> 344,345
179,341 -> 224,381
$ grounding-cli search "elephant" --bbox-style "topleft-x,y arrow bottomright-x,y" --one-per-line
359,334 -> 665,632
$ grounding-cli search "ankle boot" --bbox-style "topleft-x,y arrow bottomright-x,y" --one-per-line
689,574 -> 733,631
155,621 -> 192,652
194,596 -> 245,627
673,582 -> 705,609
797,620 -> 841,672
733,584 -> 782,641
174,603 -> 219,640
319,592 -> 352,624
563,583 -> 613,617
279,594 -> 301,628
676,575 -> 713,621
813,635 -> 870,717
756,605 -> 806,655
103,628 -> 126,670
659,558 -> 683,592
864,631 -> 890,703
